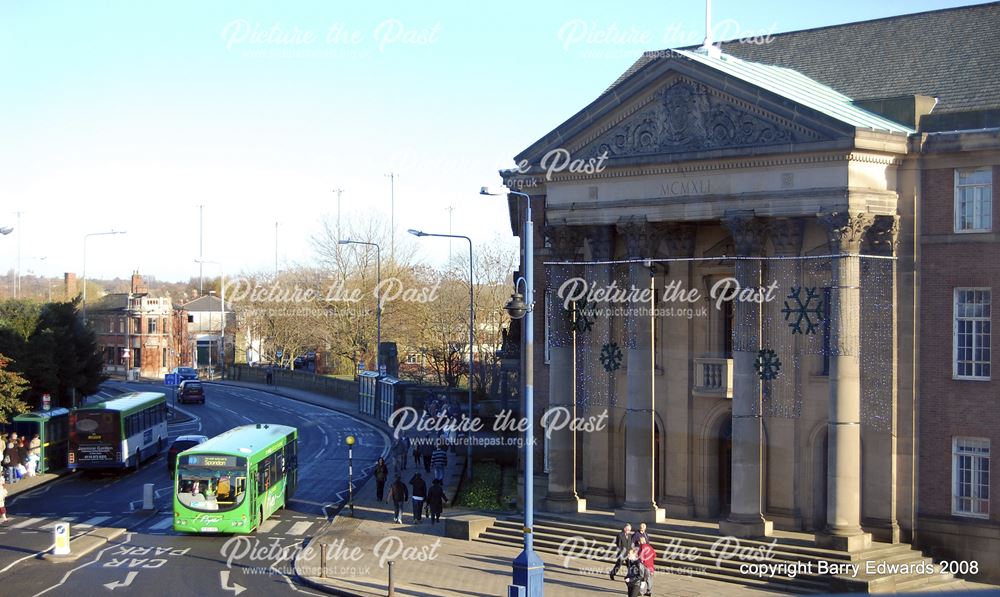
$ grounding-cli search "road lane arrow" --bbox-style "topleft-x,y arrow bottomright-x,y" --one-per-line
104,571 -> 138,591
220,570 -> 246,595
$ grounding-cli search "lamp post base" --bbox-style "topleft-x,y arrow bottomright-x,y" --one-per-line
511,547 -> 544,596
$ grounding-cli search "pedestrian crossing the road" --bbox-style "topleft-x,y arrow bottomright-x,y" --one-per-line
0,513 -> 324,539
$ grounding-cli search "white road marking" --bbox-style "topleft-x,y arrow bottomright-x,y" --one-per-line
285,521 -> 312,536
257,519 -> 280,533
150,517 -> 173,531
75,516 -> 112,529
39,517 -> 75,530
32,532 -> 134,597
10,517 -> 45,529
0,542 -> 54,574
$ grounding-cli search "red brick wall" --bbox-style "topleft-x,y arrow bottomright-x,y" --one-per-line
919,165 -> 999,521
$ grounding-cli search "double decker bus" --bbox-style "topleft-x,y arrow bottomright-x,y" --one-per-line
173,424 -> 298,534
69,392 -> 168,470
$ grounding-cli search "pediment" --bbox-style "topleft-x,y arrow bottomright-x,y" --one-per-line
573,76 -> 828,163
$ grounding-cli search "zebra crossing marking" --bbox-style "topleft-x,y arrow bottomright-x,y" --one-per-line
10,517 -> 45,529
257,519 -> 281,533
285,521 -> 313,536
75,516 -> 112,529
150,517 -> 174,531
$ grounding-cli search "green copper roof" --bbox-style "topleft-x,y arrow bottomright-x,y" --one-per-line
674,49 -> 915,134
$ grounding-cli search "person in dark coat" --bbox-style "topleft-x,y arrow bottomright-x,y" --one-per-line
609,522 -> 633,580
373,457 -> 389,502
420,442 -> 433,473
409,472 -> 427,523
425,478 -> 449,524
623,547 -> 647,597
389,475 -> 408,524
631,522 -> 650,547
4,435 -> 21,484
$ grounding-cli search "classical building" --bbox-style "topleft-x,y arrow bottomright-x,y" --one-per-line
500,3 -> 999,583
89,272 -> 189,379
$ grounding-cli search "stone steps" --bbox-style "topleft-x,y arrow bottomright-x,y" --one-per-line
474,514 -> 968,593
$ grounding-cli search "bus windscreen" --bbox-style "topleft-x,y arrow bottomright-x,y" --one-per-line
177,454 -> 248,512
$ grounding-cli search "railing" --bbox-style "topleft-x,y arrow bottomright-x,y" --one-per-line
232,365 -> 358,401
693,357 -> 733,399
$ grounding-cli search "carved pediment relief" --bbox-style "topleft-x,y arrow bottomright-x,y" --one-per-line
579,78 -> 826,161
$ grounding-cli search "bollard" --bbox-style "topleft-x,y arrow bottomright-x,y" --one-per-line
388,560 -> 394,596
320,543 -> 326,578
53,522 -> 71,555
143,483 -> 154,510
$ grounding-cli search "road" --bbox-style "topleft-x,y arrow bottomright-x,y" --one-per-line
0,380 -> 388,596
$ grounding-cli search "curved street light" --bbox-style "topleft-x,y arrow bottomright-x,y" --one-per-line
408,228 -> 474,482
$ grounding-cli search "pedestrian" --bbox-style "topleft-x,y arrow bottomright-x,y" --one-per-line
425,478 -> 448,524
622,547 -> 647,597
0,477 -> 7,524
412,442 -> 421,468
389,474 -> 408,523
1,437 -> 12,485
420,441 -> 433,473
409,472 -> 427,523
609,522 -> 633,580
389,475 -> 408,524
637,536 -> 656,596
631,522 -> 650,548
16,438 -> 28,481
402,436 -> 411,469
431,442 -> 448,482
373,457 -> 389,502
4,435 -> 20,484
392,439 -> 407,473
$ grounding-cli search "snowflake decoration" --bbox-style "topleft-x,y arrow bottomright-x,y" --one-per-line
565,299 -> 597,333
754,349 -> 782,381
781,286 -> 824,335
599,342 -> 623,372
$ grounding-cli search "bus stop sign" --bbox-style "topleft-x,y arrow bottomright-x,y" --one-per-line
165,373 -> 180,387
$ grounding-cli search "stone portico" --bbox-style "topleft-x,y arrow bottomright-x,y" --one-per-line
503,48 -> 917,551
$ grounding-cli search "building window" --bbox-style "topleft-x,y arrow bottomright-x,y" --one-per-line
953,437 -> 990,518
148,318 -> 157,334
954,289 -> 991,380
955,168 -> 992,232
405,353 -> 419,365
162,348 -> 167,368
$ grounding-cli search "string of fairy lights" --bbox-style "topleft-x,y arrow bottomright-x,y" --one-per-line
543,253 -> 895,430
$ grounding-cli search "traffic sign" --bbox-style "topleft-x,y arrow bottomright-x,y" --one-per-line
165,373 -> 180,387
53,522 -> 71,555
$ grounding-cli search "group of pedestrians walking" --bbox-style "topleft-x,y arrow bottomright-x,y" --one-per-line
610,522 -> 657,596
3,432 -> 41,485
379,428 -> 453,525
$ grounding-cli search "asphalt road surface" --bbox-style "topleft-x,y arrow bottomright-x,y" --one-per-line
0,380 -> 388,596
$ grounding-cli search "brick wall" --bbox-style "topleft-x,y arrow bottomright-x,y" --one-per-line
918,165 -> 999,521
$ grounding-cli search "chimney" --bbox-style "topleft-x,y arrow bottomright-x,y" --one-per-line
64,272 -> 78,299
131,270 -> 147,294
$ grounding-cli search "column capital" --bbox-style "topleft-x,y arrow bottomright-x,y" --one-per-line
617,219 -> 653,259
766,217 -> 804,257
583,225 -> 615,261
653,222 -> 696,258
817,211 -> 876,253
864,215 -> 900,257
722,213 -> 765,257
544,224 -> 583,260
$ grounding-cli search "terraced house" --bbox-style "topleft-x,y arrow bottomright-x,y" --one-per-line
496,3 -> 1000,587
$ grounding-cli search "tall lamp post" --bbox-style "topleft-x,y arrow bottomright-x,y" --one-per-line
338,240 -> 382,374
408,228 -> 475,481
481,185 -> 543,596
82,230 -> 126,319
195,259 -> 226,379
1,226 -> 14,299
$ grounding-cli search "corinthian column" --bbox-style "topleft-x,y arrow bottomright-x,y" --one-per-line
719,213 -> 773,538
817,211 -> 875,551
614,220 -> 665,523
581,225 -> 616,506
543,225 -> 587,512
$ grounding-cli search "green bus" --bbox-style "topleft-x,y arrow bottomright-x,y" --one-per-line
173,424 -> 298,534
69,392 -> 168,470
1,408 -> 70,474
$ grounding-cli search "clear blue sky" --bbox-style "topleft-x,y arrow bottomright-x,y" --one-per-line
0,0 -> 984,282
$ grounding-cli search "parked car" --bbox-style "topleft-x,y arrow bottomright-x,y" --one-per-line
171,367 -> 199,382
167,434 -> 209,474
177,380 -> 205,404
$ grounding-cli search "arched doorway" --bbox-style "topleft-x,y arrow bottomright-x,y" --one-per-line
718,417 -> 732,516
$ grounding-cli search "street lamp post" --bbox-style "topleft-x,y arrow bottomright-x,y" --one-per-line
346,434 -> 356,516
408,228 -> 475,482
82,230 -> 126,319
338,240 -> 382,374
481,185 -> 543,596
195,259 -> 226,379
